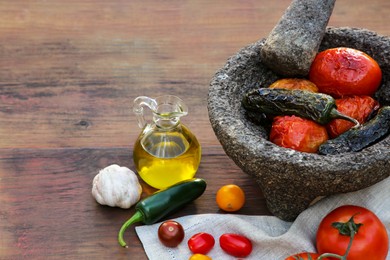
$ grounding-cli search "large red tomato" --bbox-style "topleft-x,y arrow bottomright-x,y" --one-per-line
326,96 -> 379,138
316,205 -> 389,260
270,115 -> 328,153
309,47 -> 382,98
285,252 -> 329,260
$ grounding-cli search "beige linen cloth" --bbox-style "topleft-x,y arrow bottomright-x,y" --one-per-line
136,176 -> 390,259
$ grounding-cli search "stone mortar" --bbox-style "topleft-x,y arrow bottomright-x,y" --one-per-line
208,27 -> 390,221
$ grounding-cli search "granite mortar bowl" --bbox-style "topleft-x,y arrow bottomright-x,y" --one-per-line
208,27 -> 390,221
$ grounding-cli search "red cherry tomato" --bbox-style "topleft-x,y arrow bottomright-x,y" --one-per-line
316,205 -> 389,260
309,47 -> 382,98
188,232 -> 215,255
157,220 -> 185,247
219,233 -> 252,258
326,96 -> 379,138
270,115 -> 328,153
285,252 -> 330,260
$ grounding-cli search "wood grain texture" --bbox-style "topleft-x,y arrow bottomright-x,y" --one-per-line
1,0 -> 389,149
0,0 -> 389,259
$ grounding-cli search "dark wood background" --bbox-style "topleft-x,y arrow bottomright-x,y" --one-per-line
1,1 -> 389,259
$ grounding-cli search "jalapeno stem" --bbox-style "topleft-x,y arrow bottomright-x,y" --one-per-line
329,109 -> 360,128
118,210 -> 144,248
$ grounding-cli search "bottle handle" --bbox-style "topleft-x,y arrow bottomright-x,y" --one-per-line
133,96 -> 158,128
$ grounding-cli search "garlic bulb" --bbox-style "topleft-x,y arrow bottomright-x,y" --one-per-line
92,164 -> 142,209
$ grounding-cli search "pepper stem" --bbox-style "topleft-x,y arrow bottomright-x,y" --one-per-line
118,210 -> 144,248
330,109 -> 360,128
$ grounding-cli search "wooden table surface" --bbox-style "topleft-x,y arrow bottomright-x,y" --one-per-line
1,1 -> 389,259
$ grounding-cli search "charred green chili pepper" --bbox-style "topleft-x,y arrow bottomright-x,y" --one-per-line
242,88 -> 360,126
118,178 -> 207,248
319,106 -> 390,155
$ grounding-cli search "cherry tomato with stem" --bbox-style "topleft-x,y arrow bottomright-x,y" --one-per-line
188,232 -> 215,255
158,220 -> 185,247
219,233 -> 253,258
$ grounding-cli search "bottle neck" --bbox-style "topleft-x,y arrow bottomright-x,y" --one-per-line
154,116 -> 181,130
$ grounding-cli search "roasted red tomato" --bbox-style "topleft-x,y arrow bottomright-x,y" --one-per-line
269,78 -> 319,92
270,115 -> 328,153
285,252 -> 329,260
157,220 -> 185,247
219,233 -> 252,258
316,205 -> 389,260
309,47 -> 382,98
327,96 -> 380,138
188,232 -> 215,255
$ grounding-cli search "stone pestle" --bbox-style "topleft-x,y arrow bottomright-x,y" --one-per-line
260,0 -> 336,77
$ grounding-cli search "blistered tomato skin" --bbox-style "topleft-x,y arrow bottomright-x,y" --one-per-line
327,95 -> 379,138
309,47 -> 382,98
219,234 -> 253,258
188,232 -> 215,255
157,220 -> 185,248
269,78 -> 319,92
270,115 -> 328,153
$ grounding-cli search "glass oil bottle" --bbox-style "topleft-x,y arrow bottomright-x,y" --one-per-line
132,95 -> 201,189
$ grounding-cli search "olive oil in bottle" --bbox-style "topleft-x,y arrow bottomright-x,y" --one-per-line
132,95 -> 201,189
133,125 -> 201,189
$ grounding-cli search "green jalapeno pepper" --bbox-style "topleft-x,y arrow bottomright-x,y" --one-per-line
319,106 -> 390,154
118,178 -> 207,248
242,88 -> 360,126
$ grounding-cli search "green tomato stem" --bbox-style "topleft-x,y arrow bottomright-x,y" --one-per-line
317,221 -> 356,260
118,210 -> 144,248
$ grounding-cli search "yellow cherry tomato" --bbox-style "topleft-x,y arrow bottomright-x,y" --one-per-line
216,184 -> 245,212
189,254 -> 212,260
